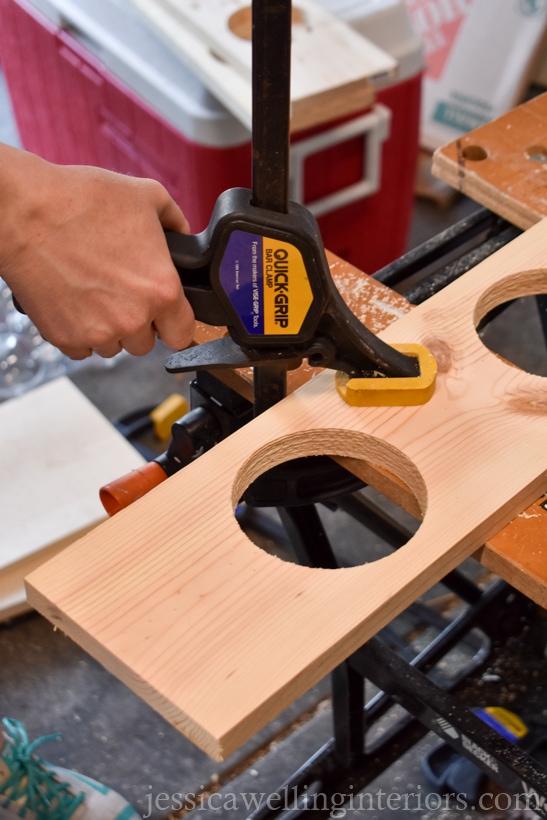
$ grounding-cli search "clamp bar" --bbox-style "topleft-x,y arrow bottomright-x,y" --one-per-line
251,0 -> 293,411
251,0 -> 292,214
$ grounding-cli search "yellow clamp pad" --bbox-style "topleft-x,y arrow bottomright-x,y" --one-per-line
150,394 -> 189,440
335,343 -> 437,407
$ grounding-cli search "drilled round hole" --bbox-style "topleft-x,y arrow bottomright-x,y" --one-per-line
228,5 -> 306,40
461,145 -> 488,162
474,270 -> 547,376
233,430 -> 425,568
525,145 -> 547,163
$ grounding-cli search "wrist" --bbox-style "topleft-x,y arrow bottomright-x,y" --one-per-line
0,144 -> 52,285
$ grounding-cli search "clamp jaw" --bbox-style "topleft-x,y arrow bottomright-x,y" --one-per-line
165,187 -> 436,406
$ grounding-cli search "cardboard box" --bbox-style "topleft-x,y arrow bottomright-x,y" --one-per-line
405,0 -> 547,151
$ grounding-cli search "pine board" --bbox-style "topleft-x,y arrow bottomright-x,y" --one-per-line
26,223 -> 547,761
432,92 -> 547,229
124,0 -> 396,131
0,377 -> 144,621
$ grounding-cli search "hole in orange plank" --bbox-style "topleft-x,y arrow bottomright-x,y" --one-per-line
461,145 -> 488,162
233,430 -> 425,567
474,270 -> 547,377
525,145 -> 547,163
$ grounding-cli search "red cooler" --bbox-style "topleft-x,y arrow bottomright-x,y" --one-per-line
0,0 -> 423,273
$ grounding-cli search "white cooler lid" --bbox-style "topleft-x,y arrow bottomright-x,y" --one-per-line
28,0 -> 252,147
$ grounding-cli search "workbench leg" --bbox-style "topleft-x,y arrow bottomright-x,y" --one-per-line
277,504 -> 367,770
277,505 -> 339,569
331,662 -> 365,768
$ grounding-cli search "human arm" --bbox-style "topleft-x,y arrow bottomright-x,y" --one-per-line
0,143 -> 195,359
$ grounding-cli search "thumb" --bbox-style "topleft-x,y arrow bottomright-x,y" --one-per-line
159,197 -> 191,235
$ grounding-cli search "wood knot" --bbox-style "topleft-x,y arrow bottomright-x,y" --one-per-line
422,338 -> 453,374
505,388 -> 547,416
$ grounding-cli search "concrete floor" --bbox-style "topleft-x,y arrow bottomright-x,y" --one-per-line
1,59 -> 546,820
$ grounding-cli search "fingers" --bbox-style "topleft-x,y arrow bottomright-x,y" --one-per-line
66,294 -> 195,361
91,340 -> 125,359
157,190 -> 191,235
56,344 -> 94,361
134,181 -> 196,351
60,336 -> 150,361
51,277 -> 195,361
153,287 -> 196,351
119,326 -> 156,357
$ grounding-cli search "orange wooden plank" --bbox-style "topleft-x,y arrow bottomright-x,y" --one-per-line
432,92 -> 547,229
478,494 -> 547,608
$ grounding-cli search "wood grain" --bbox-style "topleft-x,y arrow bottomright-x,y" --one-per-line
124,0 -> 396,132
25,221 -> 547,760
432,92 -> 547,229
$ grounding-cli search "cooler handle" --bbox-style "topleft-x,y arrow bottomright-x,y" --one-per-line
289,103 -> 391,218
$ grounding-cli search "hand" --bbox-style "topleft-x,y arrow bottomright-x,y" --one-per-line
0,145 -> 195,359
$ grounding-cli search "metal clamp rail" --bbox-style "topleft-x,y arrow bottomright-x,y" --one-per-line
373,207 -> 522,302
